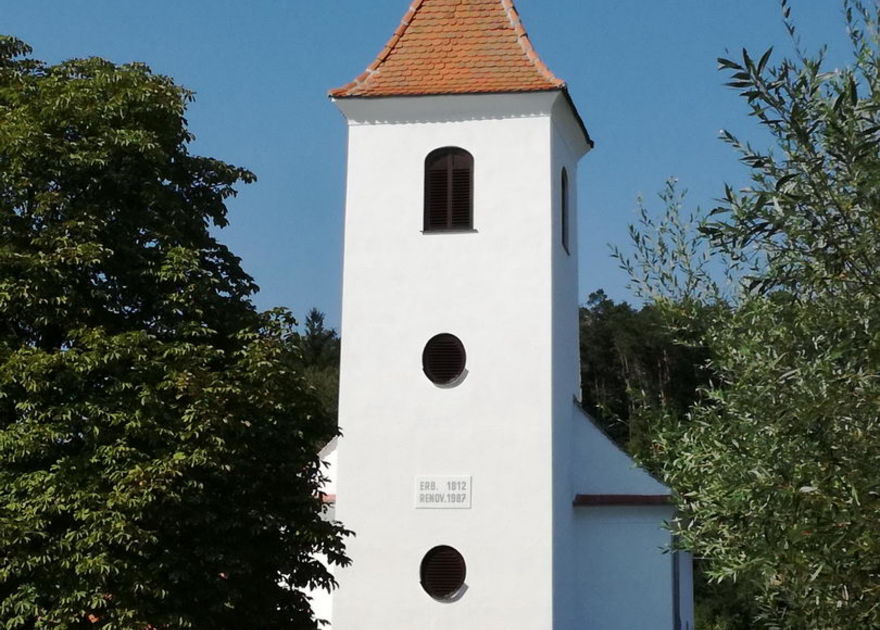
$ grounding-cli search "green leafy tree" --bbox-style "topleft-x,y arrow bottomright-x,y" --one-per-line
578,290 -> 752,628
0,38 -> 347,629
298,308 -> 340,425
579,289 -> 708,456
622,2 -> 880,627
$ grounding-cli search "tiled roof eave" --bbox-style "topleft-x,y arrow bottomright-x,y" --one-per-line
330,86 -> 566,99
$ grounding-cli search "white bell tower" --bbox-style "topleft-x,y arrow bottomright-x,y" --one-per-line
325,1 -> 693,628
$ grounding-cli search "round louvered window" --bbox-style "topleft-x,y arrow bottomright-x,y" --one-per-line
422,334 -> 466,385
420,545 -> 466,600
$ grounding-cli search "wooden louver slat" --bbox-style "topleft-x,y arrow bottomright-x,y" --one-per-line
450,168 -> 471,228
427,169 -> 449,229
424,147 -> 473,231
422,334 -> 466,384
420,546 -> 466,600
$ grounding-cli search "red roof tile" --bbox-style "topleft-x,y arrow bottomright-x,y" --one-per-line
330,0 -> 565,98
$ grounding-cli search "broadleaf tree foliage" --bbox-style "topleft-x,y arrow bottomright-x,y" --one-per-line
620,2 -> 880,627
0,38 -> 348,629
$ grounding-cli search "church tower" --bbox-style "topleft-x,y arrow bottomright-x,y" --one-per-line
327,1 -> 693,628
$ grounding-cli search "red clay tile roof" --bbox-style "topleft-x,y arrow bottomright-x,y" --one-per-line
330,0 -> 565,98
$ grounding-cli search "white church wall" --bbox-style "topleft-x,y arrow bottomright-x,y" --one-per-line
570,405 -> 670,496
573,505 -> 678,630
332,92 -> 564,630
676,551 -> 695,630
549,93 -> 590,630
567,405 -> 685,629
543,93 -> 684,630
328,88 -> 691,629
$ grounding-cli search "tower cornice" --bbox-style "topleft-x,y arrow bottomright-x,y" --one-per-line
334,90 -> 592,155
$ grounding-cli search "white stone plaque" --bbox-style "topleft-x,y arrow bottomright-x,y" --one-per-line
415,475 -> 472,509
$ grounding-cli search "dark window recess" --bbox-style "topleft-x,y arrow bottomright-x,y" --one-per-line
420,545 -> 466,600
424,147 -> 473,231
422,334 -> 466,385
561,168 -> 570,254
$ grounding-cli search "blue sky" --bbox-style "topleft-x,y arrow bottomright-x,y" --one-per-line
2,1 -> 853,328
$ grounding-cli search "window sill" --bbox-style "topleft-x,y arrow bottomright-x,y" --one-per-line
421,228 -> 479,235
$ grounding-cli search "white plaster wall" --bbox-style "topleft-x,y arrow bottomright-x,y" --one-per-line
567,401 -> 684,630
549,97 -> 589,630
677,551 -> 695,630
328,90 -> 691,630
332,93 -> 563,630
573,506 -> 678,630
570,406 -> 670,496
544,91 -> 687,629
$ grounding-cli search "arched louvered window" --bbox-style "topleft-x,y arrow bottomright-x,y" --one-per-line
561,168 -> 570,254
420,545 -> 466,600
424,147 -> 473,231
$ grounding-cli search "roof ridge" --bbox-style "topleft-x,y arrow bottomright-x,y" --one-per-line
500,0 -> 565,89
332,0 -> 427,97
329,0 -> 566,99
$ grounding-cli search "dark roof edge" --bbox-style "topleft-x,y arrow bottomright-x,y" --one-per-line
561,86 -> 594,150
573,494 -> 673,507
